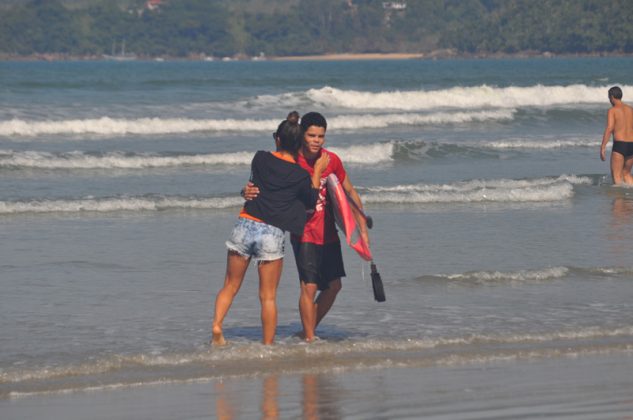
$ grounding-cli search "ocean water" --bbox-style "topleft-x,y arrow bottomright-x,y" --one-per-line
1,58 -> 633,419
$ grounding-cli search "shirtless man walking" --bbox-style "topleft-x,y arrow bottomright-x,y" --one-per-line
600,86 -> 633,185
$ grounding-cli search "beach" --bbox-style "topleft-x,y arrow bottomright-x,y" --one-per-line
271,52 -> 427,61
1,57 -> 633,419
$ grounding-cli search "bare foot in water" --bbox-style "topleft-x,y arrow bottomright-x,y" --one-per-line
211,326 -> 226,346
294,331 -> 318,343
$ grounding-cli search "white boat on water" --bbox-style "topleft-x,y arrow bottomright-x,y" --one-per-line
103,41 -> 137,61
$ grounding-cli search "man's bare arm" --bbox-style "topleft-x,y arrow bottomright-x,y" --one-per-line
601,109 -> 615,161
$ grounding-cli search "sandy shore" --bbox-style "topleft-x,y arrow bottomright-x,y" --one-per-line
271,52 -> 426,61
2,50 -> 632,62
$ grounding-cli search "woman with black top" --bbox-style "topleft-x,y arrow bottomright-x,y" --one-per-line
211,112 -> 329,346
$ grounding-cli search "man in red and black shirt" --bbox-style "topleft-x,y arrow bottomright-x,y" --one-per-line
245,112 -> 369,342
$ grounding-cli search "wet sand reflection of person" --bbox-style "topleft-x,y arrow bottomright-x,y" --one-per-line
213,372 -> 341,420
215,380 -> 236,420
302,373 -> 342,420
608,192 -> 633,260
261,375 -> 279,420
214,375 -> 279,420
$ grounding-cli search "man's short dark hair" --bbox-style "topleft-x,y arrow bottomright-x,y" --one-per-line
609,86 -> 623,100
300,112 -> 327,132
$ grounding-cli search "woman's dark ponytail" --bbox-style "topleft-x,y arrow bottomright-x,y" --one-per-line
275,111 -> 303,155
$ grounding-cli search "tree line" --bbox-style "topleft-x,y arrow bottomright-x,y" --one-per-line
1,0 -> 632,58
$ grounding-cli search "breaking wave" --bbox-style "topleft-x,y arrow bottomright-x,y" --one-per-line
305,84 -> 633,110
2,326 -> 632,398
480,137 -> 598,149
0,144 -> 394,170
0,116 -> 278,137
0,135 -> 602,171
0,175 -> 594,214
0,195 -> 243,214
426,267 -> 570,286
361,175 -> 592,204
419,264 -> 633,286
0,110 -> 513,137
0,150 -> 254,169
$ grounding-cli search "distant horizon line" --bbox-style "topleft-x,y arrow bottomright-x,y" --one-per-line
2,50 -> 633,62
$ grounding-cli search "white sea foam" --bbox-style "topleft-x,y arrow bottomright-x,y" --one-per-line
589,266 -> 633,276
0,110 -> 513,137
439,267 -> 570,285
481,137 -> 598,149
364,184 -> 574,204
0,143 -> 395,170
366,174 -> 592,193
0,138 -> 600,170
305,84 -> 633,110
327,109 -> 516,129
327,143 -> 394,164
0,150 -> 255,169
0,117 -> 279,137
3,326 -> 632,388
362,175 -> 590,204
426,264 -> 633,285
0,175 -> 590,213
0,195 -> 243,214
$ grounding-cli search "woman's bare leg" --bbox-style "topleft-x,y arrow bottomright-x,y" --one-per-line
258,258 -> 283,345
211,251 -> 250,346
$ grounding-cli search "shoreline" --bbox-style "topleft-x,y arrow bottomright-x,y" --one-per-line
270,52 -> 426,61
1,50 -> 633,62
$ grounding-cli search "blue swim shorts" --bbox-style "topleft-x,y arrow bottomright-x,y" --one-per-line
226,217 -> 285,262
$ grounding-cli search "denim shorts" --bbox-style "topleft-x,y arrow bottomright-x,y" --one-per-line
226,217 -> 285,262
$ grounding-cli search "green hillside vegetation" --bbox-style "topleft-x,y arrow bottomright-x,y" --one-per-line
1,0 -> 632,58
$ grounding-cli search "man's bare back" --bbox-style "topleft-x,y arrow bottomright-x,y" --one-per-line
600,86 -> 633,185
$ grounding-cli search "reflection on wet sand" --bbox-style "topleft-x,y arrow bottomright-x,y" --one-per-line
213,373 -> 341,420
215,380 -> 237,420
302,373 -> 341,420
262,375 -> 279,420
609,192 -> 633,230
611,195 -> 633,223
607,192 -> 633,261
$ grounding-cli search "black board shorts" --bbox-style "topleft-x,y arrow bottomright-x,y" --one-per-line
291,239 -> 346,291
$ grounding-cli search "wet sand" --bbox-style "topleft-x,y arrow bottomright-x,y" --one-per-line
3,353 -> 632,420
271,52 -> 426,61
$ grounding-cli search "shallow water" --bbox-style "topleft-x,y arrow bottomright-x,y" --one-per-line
1,58 -> 632,417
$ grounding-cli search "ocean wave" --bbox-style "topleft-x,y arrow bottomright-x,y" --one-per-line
0,150 -> 254,169
428,267 -> 570,285
3,326 -> 632,397
328,109 -> 515,128
0,136 -> 599,170
0,144 -> 394,170
584,266 -> 633,276
0,195 -> 243,214
0,110 -> 513,137
0,175 -> 591,214
420,265 -> 633,286
480,137 -> 599,149
0,116 -> 278,137
305,84 -> 633,111
361,175 -> 591,204
390,138 -> 600,161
